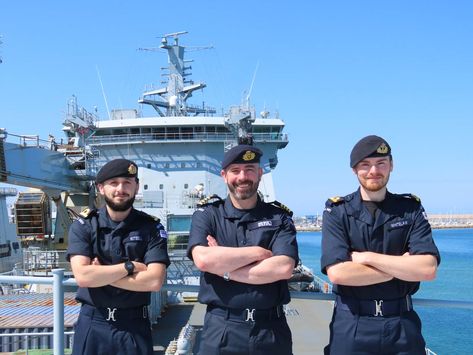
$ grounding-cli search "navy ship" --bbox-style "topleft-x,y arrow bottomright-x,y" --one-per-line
59,30 -> 289,236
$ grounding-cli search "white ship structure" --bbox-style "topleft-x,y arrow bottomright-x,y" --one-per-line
0,31 -> 289,269
60,31 -> 289,235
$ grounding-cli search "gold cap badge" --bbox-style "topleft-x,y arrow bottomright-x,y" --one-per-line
376,143 -> 389,154
128,164 -> 137,175
242,151 -> 256,161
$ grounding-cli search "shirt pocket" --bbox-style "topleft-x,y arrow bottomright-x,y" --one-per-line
122,233 -> 147,261
385,218 -> 413,254
246,220 -> 282,248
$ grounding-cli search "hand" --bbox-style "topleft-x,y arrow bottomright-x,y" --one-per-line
207,235 -> 218,247
351,251 -> 368,265
91,257 -> 101,265
132,261 -> 147,273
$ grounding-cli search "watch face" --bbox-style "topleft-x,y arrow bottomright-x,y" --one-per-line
125,261 -> 134,275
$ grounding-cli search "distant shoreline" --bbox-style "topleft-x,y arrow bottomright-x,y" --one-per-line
296,225 -> 473,232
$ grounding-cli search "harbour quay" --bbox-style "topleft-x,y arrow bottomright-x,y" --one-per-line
293,214 -> 473,231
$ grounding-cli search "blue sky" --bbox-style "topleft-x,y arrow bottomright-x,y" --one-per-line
1,1 -> 472,215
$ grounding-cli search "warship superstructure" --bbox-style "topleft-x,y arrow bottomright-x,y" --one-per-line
60,31 -> 289,235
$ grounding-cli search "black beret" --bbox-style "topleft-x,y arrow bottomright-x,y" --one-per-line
222,145 -> 263,169
350,135 -> 391,168
95,159 -> 138,184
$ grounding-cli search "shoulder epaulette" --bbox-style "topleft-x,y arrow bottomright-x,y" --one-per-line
269,200 -> 293,217
399,193 -> 421,203
136,210 -> 161,223
79,208 -> 97,219
326,196 -> 345,206
197,194 -> 224,207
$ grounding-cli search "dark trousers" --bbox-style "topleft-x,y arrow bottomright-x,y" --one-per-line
324,306 -> 426,355
198,309 -> 293,355
72,304 -> 153,355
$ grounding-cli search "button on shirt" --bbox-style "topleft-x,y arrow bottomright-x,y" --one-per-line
187,197 -> 299,309
66,207 -> 170,308
321,189 -> 440,300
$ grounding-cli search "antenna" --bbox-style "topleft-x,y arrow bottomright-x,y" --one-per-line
96,65 -> 111,119
0,35 -> 3,64
246,61 -> 260,107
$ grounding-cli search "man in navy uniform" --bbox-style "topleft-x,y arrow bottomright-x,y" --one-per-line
67,158 -> 170,355
188,144 -> 299,355
321,135 -> 440,355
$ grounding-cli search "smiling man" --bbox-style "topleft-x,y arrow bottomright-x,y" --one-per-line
66,159 -> 170,355
321,135 -> 441,355
188,144 -> 299,355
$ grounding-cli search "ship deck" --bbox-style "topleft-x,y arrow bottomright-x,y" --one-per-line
151,298 -> 333,354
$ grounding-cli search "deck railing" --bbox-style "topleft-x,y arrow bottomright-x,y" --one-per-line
86,132 -> 289,145
1,271 -> 471,355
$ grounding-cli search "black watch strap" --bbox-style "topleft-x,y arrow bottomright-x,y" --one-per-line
124,261 -> 134,276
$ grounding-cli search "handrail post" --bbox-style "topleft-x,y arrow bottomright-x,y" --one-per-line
52,269 -> 65,355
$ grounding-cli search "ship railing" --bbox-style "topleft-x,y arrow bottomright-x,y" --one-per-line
20,249 -> 72,275
86,132 -> 288,145
2,272 -> 468,354
0,130 -> 51,149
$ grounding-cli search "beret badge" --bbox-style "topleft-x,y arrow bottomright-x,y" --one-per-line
376,143 -> 389,154
128,164 -> 137,175
242,151 -> 256,161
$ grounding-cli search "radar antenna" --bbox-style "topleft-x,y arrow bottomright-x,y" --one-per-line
137,31 -> 215,117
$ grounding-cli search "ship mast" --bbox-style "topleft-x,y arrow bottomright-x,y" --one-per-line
138,31 -> 215,117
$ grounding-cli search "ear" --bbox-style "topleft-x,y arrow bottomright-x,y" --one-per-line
97,183 -> 105,195
390,159 -> 394,172
220,169 -> 227,182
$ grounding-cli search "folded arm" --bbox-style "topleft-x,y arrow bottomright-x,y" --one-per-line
326,261 -> 394,286
229,255 -> 295,285
70,255 -> 147,288
110,262 -> 166,291
351,251 -> 437,282
191,243 -> 272,274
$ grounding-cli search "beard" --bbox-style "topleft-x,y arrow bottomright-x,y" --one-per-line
104,194 -> 136,212
227,179 -> 260,201
358,173 -> 390,192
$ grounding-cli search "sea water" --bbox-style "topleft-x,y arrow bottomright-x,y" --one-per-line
297,229 -> 473,355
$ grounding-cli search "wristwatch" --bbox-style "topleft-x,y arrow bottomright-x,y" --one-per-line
223,271 -> 231,281
124,261 -> 135,276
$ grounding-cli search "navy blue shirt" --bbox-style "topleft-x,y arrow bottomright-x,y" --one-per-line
187,197 -> 299,309
321,189 -> 440,300
66,207 -> 170,308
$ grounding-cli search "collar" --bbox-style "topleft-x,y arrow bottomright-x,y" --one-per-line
346,189 -> 400,227
223,195 -> 263,221
97,206 -> 137,230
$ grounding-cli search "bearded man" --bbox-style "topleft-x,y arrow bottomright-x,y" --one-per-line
67,159 -> 169,355
321,135 -> 440,355
187,144 -> 299,355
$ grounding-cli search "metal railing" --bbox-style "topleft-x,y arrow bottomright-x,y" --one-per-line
1,272 -> 471,354
86,132 -> 288,145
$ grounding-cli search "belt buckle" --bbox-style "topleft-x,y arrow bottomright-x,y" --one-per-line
106,307 -> 117,321
245,308 -> 256,322
374,300 -> 384,317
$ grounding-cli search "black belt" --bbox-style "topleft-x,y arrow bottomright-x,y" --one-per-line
207,305 -> 285,322
81,303 -> 148,322
336,295 -> 413,317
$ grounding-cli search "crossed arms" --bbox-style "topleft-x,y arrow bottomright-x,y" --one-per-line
191,236 -> 295,285
70,255 -> 166,292
326,252 -> 438,286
